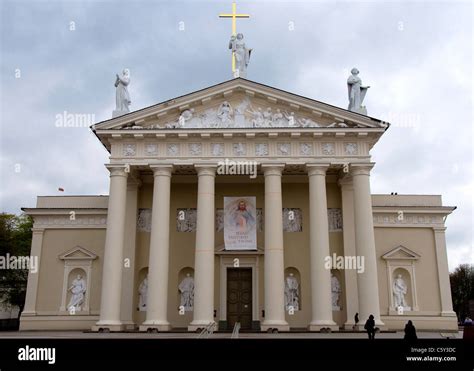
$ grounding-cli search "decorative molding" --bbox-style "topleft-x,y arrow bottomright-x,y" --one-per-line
322,142 -> 335,155
211,143 -> 224,157
34,215 -> 107,229
277,143 -> 291,156
167,143 -> 180,156
327,208 -> 343,231
282,208 -> 302,232
189,143 -> 202,156
344,142 -> 358,155
123,143 -> 137,157
137,209 -> 152,232
373,213 -> 444,227
255,143 -> 269,157
176,208 -> 197,232
59,246 -> 98,261
233,142 -> 247,156
299,142 -> 313,156
144,143 -> 158,156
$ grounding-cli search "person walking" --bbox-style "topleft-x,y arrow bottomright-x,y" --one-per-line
364,314 -> 376,339
404,320 -> 417,341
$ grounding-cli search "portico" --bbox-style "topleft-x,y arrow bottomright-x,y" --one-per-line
21,79 -> 457,333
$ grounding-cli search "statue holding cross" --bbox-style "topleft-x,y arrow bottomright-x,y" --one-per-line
219,1 -> 252,78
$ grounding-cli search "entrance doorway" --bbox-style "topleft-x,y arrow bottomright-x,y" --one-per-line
226,268 -> 252,330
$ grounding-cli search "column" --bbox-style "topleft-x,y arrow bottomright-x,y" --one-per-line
339,176 -> 360,330
189,166 -> 216,331
433,227 -> 456,316
93,164 -> 128,331
351,164 -> 384,327
261,164 -> 289,332
21,228 -> 44,317
140,165 -> 173,331
307,164 -> 338,331
121,176 -> 140,330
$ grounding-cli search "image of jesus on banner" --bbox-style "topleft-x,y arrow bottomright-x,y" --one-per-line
224,197 -> 257,250
231,199 -> 255,232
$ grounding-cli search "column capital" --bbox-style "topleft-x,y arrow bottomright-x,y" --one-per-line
262,164 -> 285,176
433,227 -> 447,233
306,163 -> 330,176
105,164 -> 130,178
31,228 -> 45,234
150,165 -> 173,177
338,175 -> 353,188
350,163 -> 375,176
195,165 -> 217,177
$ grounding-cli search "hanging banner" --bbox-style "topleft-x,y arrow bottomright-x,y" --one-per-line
224,197 -> 257,250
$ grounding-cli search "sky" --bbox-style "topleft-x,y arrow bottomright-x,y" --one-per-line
0,0 -> 472,271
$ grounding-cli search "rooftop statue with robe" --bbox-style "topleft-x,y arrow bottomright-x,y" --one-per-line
347,67 -> 370,115
113,68 -> 131,118
229,33 -> 252,78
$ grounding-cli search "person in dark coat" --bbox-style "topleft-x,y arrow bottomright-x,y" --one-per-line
364,314 -> 375,339
404,320 -> 417,340
353,312 -> 359,330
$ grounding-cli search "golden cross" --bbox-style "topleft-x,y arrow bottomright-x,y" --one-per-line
219,1 -> 250,73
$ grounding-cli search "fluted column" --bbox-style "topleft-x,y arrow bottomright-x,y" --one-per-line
307,164 -> 338,331
189,166 -> 216,331
140,165 -> 173,332
93,164 -> 128,331
261,164 -> 289,332
351,164 -> 384,327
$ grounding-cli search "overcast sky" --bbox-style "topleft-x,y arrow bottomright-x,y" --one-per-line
0,0 -> 472,271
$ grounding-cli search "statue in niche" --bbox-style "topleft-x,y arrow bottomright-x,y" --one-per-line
113,69 -> 131,117
178,273 -> 194,311
138,275 -> 148,311
67,274 -> 86,311
331,273 -> 341,310
347,67 -> 370,115
229,33 -> 252,78
284,273 -> 300,311
393,274 -> 409,309
217,101 -> 234,127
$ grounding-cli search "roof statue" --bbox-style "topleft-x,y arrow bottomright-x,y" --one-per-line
347,67 -> 370,115
113,68 -> 131,118
219,1 -> 251,78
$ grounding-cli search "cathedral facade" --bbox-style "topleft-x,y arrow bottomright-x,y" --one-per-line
20,79 -> 457,332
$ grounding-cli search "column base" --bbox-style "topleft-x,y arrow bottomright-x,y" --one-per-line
188,320 -> 216,332
139,320 -> 171,332
441,311 -> 457,317
343,321 -> 358,331
122,321 -> 137,331
261,320 -> 289,332
308,321 -> 339,332
91,321 -> 125,332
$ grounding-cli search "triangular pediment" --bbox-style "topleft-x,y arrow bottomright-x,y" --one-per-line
382,245 -> 420,260
93,78 -> 385,132
59,246 -> 98,261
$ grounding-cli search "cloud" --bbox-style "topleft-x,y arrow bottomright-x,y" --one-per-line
0,0 -> 472,270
